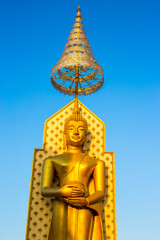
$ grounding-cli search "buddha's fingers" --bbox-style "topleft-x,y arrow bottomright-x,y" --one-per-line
71,183 -> 85,189
68,198 -> 80,201
65,198 -> 79,203
66,184 -> 85,190
71,192 -> 84,197
73,190 -> 84,194
72,188 -> 85,192
71,188 -> 85,194
72,189 -> 85,194
67,197 -> 87,206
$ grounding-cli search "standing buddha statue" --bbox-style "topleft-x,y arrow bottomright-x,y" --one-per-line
41,100 -> 105,240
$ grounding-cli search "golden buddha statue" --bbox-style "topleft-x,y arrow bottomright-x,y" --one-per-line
25,6 -> 117,240
41,101 -> 105,240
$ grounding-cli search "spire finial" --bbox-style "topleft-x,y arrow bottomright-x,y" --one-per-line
77,6 -> 81,16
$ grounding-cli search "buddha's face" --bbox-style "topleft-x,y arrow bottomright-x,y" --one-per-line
66,120 -> 86,147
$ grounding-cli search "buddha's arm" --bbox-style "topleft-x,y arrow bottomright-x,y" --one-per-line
65,160 -> 105,206
41,158 -> 85,198
87,160 -> 105,205
41,158 -> 59,197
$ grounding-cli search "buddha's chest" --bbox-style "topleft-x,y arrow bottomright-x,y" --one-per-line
53,154 -> 96,181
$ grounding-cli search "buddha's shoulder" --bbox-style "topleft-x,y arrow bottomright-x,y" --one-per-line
43,153 -> 74,163
85,155 -> 104,165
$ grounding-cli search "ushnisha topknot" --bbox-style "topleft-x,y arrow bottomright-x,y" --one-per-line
64,99 -> 88,134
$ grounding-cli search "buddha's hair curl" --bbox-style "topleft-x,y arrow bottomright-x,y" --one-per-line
64,113 -> 88,134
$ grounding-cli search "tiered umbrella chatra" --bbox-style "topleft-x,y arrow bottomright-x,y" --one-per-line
51,6 -> 104,97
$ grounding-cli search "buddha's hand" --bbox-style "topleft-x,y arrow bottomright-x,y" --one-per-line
64,197 -> 89,207
60,183 -> 85,198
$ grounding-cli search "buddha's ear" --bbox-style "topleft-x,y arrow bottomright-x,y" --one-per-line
82,134 -> 87,152
82,143 -> 86,152
63,132 -> 67,151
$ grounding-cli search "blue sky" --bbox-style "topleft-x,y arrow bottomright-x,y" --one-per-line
0,0 -> 160,239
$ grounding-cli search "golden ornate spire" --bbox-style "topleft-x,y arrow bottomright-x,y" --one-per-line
51,6 -> 104,96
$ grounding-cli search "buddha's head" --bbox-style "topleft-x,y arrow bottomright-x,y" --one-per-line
63,101 -> 88,151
